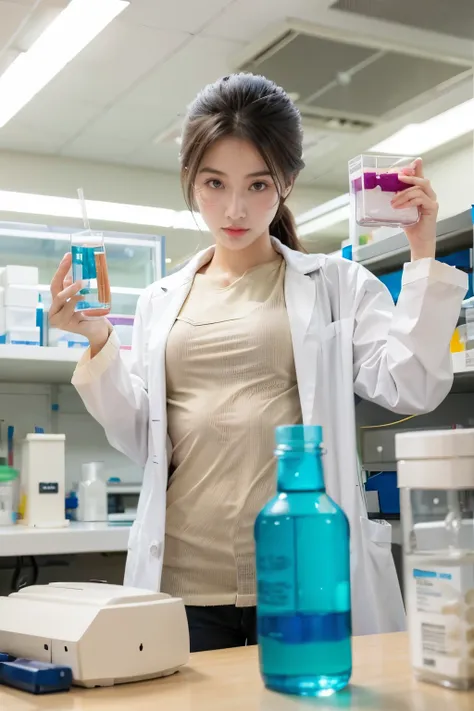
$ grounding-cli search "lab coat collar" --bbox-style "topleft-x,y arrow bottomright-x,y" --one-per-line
159,238 -> 324,292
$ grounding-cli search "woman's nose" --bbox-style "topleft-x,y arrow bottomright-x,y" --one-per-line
225,191 -> 247,221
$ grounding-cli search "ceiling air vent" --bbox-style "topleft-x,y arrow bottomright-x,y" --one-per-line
235,22 -> 472,125
330,0 -> 474,42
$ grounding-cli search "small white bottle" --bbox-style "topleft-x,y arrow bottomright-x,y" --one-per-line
77,462 -> 108,523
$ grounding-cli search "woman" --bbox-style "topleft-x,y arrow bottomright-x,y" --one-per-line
50,74 -> 467,651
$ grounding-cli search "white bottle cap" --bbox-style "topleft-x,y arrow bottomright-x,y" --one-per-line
396,429 -> 474,490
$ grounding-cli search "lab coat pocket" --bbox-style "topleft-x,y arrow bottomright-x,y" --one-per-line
360,517 -> 394,581
357,516 -> 406,634
361,516 -> 392,545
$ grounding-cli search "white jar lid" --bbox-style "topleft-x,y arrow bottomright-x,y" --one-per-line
396,429 -> 474,489
395,429 -> 474,460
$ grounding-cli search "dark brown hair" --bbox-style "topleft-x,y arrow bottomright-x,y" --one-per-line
179,73 -> 305,251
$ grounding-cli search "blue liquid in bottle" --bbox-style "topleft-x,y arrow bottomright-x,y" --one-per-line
254,425 -> 352,697
71,239 -> 111,316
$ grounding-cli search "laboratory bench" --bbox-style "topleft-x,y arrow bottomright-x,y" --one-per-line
0,633 -> 472,711
0,522 -> 130,557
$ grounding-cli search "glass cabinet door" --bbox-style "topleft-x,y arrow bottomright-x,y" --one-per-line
0,223 -> 165,315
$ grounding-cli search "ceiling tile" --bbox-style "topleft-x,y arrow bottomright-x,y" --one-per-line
62,101 -> 171,146
13,97 -> 102,141
203,0 -> 316,42
123,35 -> 243,111
35,19 -> 190,107
124,0 -> 235,34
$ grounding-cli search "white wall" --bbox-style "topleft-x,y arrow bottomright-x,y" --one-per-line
0,150 -> 339,263
424,143 -> 474,220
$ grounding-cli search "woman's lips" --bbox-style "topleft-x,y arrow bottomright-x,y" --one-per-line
222,228 -> 249,237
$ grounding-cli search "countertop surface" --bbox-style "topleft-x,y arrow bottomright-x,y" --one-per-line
1,632 -> 473,710
0,522 -> 131,557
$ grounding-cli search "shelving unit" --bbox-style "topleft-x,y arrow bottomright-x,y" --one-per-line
1,342 -> 471,390
354,209 -> 473,275
0,345 -> 131,384
0,522 -> 131,558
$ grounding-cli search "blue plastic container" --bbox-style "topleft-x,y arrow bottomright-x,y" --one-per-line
254,425 -> 352,697
365,471 -> 400,515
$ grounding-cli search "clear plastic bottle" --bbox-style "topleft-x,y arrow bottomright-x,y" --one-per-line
396,429 -> 474,691
77,462 -> 108,523
71,231 -> 111,317
254,425 -> 352,697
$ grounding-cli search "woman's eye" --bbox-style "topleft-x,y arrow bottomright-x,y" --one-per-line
207,179 -> 223,189
251,182 -> 268,192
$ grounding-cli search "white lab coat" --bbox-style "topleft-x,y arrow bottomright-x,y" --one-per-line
72,239 -> 467,636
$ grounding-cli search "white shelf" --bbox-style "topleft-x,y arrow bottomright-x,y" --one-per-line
0,521 -> 131,557
0,345 -> 131,384
1,344 -> 473,391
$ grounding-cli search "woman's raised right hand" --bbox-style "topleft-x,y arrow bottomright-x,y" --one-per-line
49,253 -> 111,351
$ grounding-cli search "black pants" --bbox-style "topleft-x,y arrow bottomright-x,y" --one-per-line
185,605 -> 257,652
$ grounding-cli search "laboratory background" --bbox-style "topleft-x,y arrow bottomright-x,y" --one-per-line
0,0 -> 473,707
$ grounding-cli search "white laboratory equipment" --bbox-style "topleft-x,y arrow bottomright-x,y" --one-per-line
19,434 -> 68,528
77,462 -> 108,522
0,582 -> 190,687
396,429 -> 474,691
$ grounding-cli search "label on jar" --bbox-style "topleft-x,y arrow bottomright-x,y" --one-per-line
406,558 -> 474,681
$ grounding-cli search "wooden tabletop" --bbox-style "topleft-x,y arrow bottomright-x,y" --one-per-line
0,633 -> 472,710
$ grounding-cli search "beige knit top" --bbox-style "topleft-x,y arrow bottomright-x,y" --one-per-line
162,256 -> 302,607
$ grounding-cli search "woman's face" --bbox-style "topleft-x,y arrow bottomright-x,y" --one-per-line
193,136 -> 287,251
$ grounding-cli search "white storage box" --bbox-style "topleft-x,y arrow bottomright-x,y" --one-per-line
4,285 -> 39,308
1,265 -> 39,287
5,306 -> 37,330
20,434 -> 68,528
48,328 -> 88,348
6,327 -> 40,346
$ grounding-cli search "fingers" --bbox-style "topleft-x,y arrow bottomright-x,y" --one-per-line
391,185 -> 438,213
50,253 -> 72,299
399,158 -> 423,178
413,157 -> 423,178
397,174 -> 437,201
49,295 -> 83,329
49,280 -> 83,320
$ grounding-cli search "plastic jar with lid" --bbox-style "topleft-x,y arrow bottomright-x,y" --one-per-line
395,429 -> 474,691
0,465 -> 19,526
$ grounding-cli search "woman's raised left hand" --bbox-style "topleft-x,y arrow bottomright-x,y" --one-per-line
391,158 -> 439,261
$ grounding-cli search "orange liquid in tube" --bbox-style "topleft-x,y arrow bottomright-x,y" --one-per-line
71,232 -> 111,317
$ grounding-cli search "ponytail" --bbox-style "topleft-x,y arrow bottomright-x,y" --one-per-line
270,203 -> 306,253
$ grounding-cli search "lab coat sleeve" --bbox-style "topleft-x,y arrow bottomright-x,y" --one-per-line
351,258 -> 468,414
71,289 -> 152,467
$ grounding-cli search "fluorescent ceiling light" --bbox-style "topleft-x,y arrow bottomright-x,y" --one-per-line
297,205 -> 350,237
295,193 -> 350,226
0,190 -> 209,232
0,0 -> 129,129
371,98 -> 474,155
